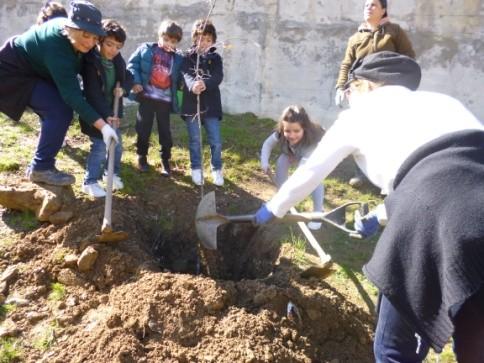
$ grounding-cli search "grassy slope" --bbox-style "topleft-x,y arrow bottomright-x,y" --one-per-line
0,109 -> 455,362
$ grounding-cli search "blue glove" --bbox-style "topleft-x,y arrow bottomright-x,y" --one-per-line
354,209 -> 380,238
254,204 -> 275,225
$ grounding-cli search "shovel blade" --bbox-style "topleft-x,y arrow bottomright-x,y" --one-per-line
300,261 -> 334,279
96,230 -> 129,243
195,191 -> 229,250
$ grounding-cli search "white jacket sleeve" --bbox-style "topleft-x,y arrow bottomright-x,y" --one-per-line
260,132 -> 279,172
266,119 -> 357,217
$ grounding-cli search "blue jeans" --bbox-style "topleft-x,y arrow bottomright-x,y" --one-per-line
184,116 -> 222,170
84,130 -> 122,185
28,80 -> 73,171
374,295 -> 430,363
275,154 -> 324,212
374,290 -> 484,363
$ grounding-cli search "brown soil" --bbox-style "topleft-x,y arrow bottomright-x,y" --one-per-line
0,160 -> 375,362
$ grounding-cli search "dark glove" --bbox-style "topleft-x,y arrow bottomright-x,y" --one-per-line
354,209 -> 380,238
254,204 -> 275,225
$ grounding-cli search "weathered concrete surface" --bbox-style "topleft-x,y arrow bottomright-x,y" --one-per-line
1,0 -> 483,126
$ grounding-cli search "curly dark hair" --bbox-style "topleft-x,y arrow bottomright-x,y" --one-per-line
36,1 -> 67,25
101,19 -> 127,44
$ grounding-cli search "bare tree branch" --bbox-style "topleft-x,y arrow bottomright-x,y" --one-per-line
192,0 -> 217,196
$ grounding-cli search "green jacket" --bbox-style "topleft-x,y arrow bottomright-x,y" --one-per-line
335,21 -> 416,90
13,17 -> 100,124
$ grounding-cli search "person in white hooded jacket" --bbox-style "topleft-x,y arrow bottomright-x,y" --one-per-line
255,51 -> 484,362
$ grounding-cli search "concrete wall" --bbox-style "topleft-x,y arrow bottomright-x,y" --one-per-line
1,0 -> 483,127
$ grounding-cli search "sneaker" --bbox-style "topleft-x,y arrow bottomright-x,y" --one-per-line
161,159 -> 171,177
137,155 -> 149,172
211,169 -> 224,186
27,167 -> 75,186
81,182 -> 106,198
191,169 -> 203,186
349,176 -> 363,188
307,222 -> 322,231
103,173 -> 124,190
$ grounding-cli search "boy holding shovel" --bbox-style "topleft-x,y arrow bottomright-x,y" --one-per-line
80,19 -> 132,198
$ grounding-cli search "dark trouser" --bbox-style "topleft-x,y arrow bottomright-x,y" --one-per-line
375,289 -> 484,363
28,80 -> 73,171
135,99 -> 172,161
452,287 -> 484,363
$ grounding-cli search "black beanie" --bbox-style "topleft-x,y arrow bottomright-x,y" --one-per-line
345,51 -> 422,91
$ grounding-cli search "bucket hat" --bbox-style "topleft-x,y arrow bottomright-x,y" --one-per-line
65,0 -> 105,37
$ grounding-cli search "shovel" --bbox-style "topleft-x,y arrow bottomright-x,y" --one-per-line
288,206 -> 333,278
195,191 -> 365,250
96,82 -> 128,243
265,170 -> 332,276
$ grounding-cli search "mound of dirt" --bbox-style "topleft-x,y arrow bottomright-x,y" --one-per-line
47,268 -> 373,363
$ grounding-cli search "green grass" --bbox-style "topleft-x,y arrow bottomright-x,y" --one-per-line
0,115 -> 37,173
47,282 -> 66,302
31,321 -> 58,352
0,338 -> 22,363
0,305 -> 16,321
280,227 -> 309,266
425,345 -> 457,362
0,238 -> 15,258
3,211 -> 39,232
50,247 -> 70,265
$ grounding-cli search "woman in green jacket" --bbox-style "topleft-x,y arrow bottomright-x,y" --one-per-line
334,0 -> 415,187
335,0 -> 415,106
0,0 -> 118,186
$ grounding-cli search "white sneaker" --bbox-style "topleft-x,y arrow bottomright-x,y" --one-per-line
82,182 -> 106,198
211,169 -> 224,186
307,222 -> 322,230
103,173 -> 124,190
191,169 -> 203,186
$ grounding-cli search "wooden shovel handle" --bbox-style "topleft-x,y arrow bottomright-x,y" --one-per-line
102,82 -> 121,232
265,168 -> 330,263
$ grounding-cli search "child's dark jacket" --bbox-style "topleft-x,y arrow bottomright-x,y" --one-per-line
80,49 -> 133,139
181,47 -> 223,120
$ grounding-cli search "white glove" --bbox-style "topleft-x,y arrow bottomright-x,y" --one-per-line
334,88 -> 345,108
101,124 -> 119,148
